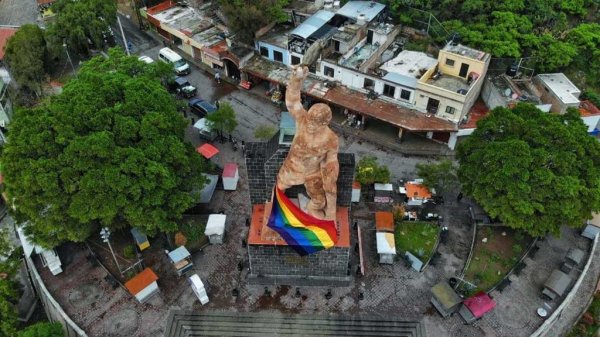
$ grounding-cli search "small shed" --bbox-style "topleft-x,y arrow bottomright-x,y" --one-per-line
561,247 -> 585,273
222,163 -> 239,191
189,274 -> 209,305
168,246 -> 194,276
375,211 -> 394,233
351,181 -> 361,203
130,228 -> 149,251
124,268 -> 159,303
542,269 -> 573,300
405,181 -> 433,206
374,183 -> 394,203
376,232 -> 396,264
582,213 -> 600,240
431,282 -> 462,318
205,214 -> 226,244
459,291 -> 496,324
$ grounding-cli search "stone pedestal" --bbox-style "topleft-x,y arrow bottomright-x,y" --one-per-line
247,204 -> 351,286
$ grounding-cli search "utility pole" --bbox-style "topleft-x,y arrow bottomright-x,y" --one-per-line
117,15 -> 130,56
63,43 -> 75,72
100,228 -> 122,275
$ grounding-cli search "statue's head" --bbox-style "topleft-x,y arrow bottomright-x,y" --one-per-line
306,103 -> 332,134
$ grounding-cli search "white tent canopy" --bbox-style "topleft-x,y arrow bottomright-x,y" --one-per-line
376,232 -> 396,255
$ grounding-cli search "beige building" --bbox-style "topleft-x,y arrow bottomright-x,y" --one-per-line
415,43 -> 490,123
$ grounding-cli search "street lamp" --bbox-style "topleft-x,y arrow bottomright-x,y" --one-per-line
62,42 -> 75,73
99,227 -> 122,275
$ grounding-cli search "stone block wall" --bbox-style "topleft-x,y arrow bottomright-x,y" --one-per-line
248,245 -> 350,279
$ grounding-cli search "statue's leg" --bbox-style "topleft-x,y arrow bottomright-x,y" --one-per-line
305,175 -> 326,218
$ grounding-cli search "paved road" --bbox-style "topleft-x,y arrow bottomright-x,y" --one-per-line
0,0 -> 38,27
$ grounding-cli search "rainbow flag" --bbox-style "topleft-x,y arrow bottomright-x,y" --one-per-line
267,186 -> 337,256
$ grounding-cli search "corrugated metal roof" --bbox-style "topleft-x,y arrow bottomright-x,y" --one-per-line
337,1 -> 385,22
382,72 -> 417,88
290,10 -> 335,39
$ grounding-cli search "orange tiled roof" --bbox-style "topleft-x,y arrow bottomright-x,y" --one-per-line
461,99 -> 489,129
579,100 -> 600,117
352,181 -> 361,189
375,211 -> 394,232
125,268 -> 158,295
405,182 -> 432,200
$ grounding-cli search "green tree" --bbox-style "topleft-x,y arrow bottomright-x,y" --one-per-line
1,49 -> 207,248
253,124 -> 277,140
0,229 -> 19,337
205,102 -> 238,140
355,156 -> 391,185
415,159 -> 458,194
4,24 -> 47,96
219,0 -> 289,43
457,104 -> 600,237
18,322 -> 64,337
46,0 -> 117,54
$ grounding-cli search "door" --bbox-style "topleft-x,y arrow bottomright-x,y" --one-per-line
459,63 -> 469,78
367,30 -> 373,44
426,98 -> 440,114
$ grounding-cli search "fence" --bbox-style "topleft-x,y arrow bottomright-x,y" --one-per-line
24,255 -> 88,337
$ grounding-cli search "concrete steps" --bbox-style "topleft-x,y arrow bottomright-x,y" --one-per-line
165,311 -> 426,337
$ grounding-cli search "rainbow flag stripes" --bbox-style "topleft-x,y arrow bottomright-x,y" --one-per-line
267,186 -> 338,256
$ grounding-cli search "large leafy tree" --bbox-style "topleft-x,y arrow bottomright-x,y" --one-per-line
46,0 -> 117,54
218,0 -> 289,43
2,49 -> 207,248
416,159 -> 458,194
4,24 -> 47,96
457,104 -> 600,237
0,229 -> 20,337
18,322 -> 64,337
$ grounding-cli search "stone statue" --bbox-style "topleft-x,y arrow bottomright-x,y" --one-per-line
276,65 -> 339,220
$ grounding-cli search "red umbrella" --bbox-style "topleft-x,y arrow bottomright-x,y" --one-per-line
196,143 -> 219,159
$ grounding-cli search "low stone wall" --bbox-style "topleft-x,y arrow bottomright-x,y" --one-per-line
248,245 -> 350,286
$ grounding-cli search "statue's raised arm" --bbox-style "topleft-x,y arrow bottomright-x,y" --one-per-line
285,65 -> 309,120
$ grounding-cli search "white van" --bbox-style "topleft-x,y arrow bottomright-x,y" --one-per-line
158,47 -> 190,75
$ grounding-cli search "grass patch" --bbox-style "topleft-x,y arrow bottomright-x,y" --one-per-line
394,221 -> 440,262
461,227 -> 531,296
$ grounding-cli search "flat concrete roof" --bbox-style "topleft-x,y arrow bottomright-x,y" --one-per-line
536,73 -> 581,104
336,0 -> 385,22
443,43 -> 487,61
380,50 -> 437,88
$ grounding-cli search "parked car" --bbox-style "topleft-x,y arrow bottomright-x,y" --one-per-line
169,77 -> 197,98
138,55 -> 154,64
188,98 -> 217,118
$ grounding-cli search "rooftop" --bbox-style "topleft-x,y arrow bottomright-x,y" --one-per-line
426,74 -> 471,94
290,10 -> 335,39
259,26 -> 293,49
380,50 -> 437,88
580,100 -> 600,117
443,43 -> 487,61
461,99 -> 489,129
489,74 -> 542,105
536,73 -> 581,104
0,27 -> 17,60
336,0 -> 386,23
149,4 -> 195,24
340,42 -> 378,69
243,55 -> 458,131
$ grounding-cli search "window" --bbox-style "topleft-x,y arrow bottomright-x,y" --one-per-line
445,58 -> 455,66
400,89 -> 411,101
445,106 -> 456,115
363,78 -> 374,90
324,66 -> 334,77
291,56 -> 300,65
383,84 -> 395,98
333,40 -> 340,52
260,47 -> 269,57
273,51 -> 283,62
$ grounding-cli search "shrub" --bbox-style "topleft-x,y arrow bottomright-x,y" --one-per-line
254,124 -> 278,140
123,245 -> 136,259
174,232 -> 187,247
512,244 -> 523,254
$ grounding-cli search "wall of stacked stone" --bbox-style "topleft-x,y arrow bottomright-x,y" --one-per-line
248,245 -> 350,278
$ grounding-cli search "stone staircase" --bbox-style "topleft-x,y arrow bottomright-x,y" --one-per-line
165,311 -> 426,337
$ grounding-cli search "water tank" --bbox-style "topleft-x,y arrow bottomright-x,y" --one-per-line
324,0 -> 333,9
333,0 -> 340,8
506,63 -> 518,77
357,14 -> 366,25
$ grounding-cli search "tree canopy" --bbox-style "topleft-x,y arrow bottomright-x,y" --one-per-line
46,0 -> 117,53
0,229 -> 20,337
355,156 -> 391,185
416,159 -> 459,194
219,0 -> 289,43
457,103 -> 600,237
205,101 -> 238,138
2,49 -> 207,248
18,322 -> 64,337
4,24 -> 47,96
